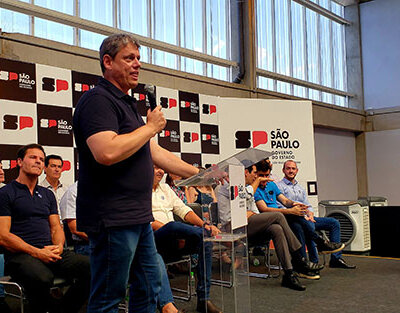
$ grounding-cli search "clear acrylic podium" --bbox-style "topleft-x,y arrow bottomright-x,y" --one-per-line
177,148 -> 272,313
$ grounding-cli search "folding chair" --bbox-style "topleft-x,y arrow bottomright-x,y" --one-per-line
0,275 -> 68,313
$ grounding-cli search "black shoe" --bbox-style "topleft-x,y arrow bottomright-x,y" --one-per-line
316,240 -> 345,254
295,270 -> 320,280
196,300 -> 222,313
292,256 -> 320,277
330,257 -> 356,269
281,272 -> 306,291
309,262 -> 324,273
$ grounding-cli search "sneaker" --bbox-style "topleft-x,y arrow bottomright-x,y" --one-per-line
317,240 -> 345,254
293,256 -> 320,275
309,262 -> 324,272
296,270 -> 320,280
281,272 -> 306,291
329,257 -> 356,269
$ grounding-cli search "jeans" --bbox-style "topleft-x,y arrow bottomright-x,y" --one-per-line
0,254 -> 4,298
87,223 -> 161,313
285,215 -> 320,261
154,221 -> 212,301
308,217 -> 342,263
156,253 -> 174,309
74,243 -> 90,256
5,250 -> 90,313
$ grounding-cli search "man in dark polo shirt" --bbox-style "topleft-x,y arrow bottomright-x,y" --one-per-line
73,33 -> 198,313
0,144 -> 90,313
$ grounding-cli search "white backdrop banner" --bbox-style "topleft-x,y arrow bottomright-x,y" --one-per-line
218,99 -> 319,212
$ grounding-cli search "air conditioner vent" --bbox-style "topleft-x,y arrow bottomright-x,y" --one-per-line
327,212 -> 354,245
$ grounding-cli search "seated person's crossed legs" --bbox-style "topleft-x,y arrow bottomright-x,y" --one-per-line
247,211 -> 320,291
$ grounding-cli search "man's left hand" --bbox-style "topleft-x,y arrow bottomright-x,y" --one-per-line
45,244 -> 63,256
205,224 -> 221,237
305,210 -> 316,223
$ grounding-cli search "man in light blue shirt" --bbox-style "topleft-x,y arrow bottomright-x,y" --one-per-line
276,160 -> 355,269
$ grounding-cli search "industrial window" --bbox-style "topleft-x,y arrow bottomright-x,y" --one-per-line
0,0 -> 232,82
256,0 -> 348,107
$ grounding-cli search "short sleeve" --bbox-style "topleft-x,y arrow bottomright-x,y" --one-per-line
0,188 -> 12,216
47,190 -> 59,216
254,188 -> 263,202
76,94 -> 120,141
60,183 -> 78,220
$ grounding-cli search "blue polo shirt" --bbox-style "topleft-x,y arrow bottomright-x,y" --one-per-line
0,180 -> 58,249
73,78 -> 154,232
254,181 -> 282,208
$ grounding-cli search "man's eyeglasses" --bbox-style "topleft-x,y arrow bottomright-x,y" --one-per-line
258,173 -> 270,177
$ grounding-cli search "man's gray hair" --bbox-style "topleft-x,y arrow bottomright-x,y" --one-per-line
99,33 -> 140,73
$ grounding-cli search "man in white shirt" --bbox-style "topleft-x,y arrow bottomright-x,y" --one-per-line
59,182 -> 90,255
40,154 -> 67,213
152,165 -> 222,313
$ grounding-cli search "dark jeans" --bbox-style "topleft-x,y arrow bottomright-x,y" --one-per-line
285,215 -> 320,261
87,223 -> 161,313
154,221 -> 212,301
74,243 -> 90,256
309,217 -> 342,263
5,249 -> 90,313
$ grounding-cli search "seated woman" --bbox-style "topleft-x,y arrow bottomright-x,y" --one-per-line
166,173 -> 189,204
187,182 -> 217,207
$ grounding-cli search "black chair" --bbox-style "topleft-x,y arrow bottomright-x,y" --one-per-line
0,273 -> 69,313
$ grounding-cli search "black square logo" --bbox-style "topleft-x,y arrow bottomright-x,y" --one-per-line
37,104 -> 73,147
0,144 -> 23,183
0,58 -> 36,103
157,120 -> 180,152
72,71 -> 100,107
201,124 -> 219,154
179,91 -> 199,123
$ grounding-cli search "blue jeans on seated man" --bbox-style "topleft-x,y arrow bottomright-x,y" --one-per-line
286,215 -> 320,260
87,223 -> 161,313
74,243 -> 90,256
154,221 -> 212,302
307,217 -> 342,263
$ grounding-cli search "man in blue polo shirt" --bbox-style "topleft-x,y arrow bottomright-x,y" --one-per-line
73,33 -> 198,313
276,160 -> 356,269
254,160 -> 344,277
0,144 -> 90,313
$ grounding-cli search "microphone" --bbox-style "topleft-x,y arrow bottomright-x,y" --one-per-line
144,84 -> 157,111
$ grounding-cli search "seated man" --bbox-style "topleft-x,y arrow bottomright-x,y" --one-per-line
59,181 -> 90,256
217,162 -> 319,291
40,154 -> 67,212
152,165 -> 222,313
0,144 -> 90,313
254,160 -> 345,274
276,160 -> 356,269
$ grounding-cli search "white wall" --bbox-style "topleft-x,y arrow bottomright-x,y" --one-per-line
365,129 -> 400,205
360,0 -> 400,110
314,127 -> 358,202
